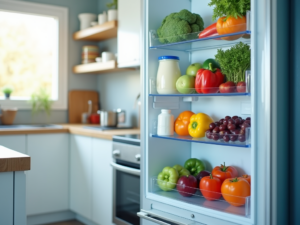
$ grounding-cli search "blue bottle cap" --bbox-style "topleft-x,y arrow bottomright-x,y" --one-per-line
158,56 -> 180,60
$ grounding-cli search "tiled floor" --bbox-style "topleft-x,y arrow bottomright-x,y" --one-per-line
45,220 -> 85,225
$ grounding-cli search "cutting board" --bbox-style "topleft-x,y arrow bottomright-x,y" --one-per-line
68,90 -> 99,123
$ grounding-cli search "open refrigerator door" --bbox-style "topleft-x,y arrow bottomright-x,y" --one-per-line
139,0 -> 276,224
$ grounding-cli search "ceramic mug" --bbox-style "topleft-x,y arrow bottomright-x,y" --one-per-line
102,52 -> 115,62
78,13 -> 97,30
98,12 -> 107,25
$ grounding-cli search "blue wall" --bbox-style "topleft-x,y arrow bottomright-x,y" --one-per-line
290,0 -> 300,224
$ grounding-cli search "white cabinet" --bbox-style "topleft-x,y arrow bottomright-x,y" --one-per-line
0,135 -> 26,154
70,134 -> 114,225
117,0 -> 141,68
70,134 -> 93,219
26,133 -> 69,215
92,138 -> 114,225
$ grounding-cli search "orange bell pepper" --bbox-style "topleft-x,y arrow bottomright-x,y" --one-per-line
216,16 -> 246,41
174,111 -> 195,136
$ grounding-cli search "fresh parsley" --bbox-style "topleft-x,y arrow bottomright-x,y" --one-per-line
215,42 -> 251,83
208,0 -> 251,21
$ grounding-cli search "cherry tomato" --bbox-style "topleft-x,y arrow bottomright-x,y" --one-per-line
200,174 -> 222,201
174,111 -> 195,136
212,162 -> 238,183
221,177 -> 251,206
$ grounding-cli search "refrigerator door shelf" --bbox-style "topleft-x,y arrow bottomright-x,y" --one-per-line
138,209 -> 206,225
149,177 -> 251,218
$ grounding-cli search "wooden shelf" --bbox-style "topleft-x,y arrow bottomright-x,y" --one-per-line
73,60 -> 136,74
73,20 -> 118,41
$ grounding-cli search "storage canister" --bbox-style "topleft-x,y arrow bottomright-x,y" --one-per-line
82,45 -> 99,64
156,56 -> 181,94
157,109 -> 174,136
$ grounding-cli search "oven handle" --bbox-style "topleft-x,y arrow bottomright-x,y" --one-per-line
110,161 -> 140,176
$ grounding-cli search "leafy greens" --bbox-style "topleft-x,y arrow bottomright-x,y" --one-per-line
215,42 -> 250,83
208,0 -> 251,21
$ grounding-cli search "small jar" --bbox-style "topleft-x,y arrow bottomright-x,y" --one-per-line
156,56 -> 181,94
157,109 -> 174,136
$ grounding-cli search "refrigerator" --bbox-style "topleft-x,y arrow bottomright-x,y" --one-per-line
139,0 -> 289,224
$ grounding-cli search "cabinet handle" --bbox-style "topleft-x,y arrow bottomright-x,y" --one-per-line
110,162 -> 140,176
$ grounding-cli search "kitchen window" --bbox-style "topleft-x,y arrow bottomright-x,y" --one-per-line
0,0 -> 68,109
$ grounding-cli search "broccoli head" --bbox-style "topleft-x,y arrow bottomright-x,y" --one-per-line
156,10 -> 204,44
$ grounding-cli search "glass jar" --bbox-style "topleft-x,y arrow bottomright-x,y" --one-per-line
156,56 -> 181,94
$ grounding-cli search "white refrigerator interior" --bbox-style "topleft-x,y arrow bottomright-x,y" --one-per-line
140,0 -> 273,224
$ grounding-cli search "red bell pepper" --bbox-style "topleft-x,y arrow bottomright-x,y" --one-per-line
195,63 -> 224,94
198,23 -> 218,39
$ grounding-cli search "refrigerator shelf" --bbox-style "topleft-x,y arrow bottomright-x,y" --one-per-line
149,93 -> 250,97
150,177 -> 251,218
149,11 -> 251,52
151,134 -> 251,148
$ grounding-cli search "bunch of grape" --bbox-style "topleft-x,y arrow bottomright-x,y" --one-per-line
205,116 -> 251,143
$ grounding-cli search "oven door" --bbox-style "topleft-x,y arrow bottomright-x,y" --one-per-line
111,160 -> 141,225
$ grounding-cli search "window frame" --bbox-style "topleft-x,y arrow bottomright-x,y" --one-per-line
0,0 -> 68,110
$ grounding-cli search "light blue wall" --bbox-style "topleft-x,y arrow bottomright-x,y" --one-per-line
11,0 -> 99,124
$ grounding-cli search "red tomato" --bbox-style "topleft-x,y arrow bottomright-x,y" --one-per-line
237,81 -> 246,93
219,81 -> 236,93
200,174 -> 222,201
174,111 -> 195,136
239,174 -> 251,185
212,162 -> 238,183
221,177 -> 251,206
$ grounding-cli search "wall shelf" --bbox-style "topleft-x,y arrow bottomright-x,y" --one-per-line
73,60 -> 136,74
73,20 -> 118,41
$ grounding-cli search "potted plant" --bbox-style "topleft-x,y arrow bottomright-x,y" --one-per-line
106,0 -> 118,21
29,89 -> 53,122
2,86 -> 13,99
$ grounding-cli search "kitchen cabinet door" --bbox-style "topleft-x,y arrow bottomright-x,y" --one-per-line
70,134 -> 93,220
91,138 -> 114,225
0,135 -> 26,154
117,0 -> 141,68
26,133 -> 69,215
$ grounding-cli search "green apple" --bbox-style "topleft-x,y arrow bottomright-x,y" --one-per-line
186,63 -> 202,76
176,75 -> 195,94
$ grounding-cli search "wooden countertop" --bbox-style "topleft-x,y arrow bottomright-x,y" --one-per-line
0,146 -> 30,172
0,124 -> 140,140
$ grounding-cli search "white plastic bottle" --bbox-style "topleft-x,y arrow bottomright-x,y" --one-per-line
157,109 -> 174,136
156,56 -> 181,94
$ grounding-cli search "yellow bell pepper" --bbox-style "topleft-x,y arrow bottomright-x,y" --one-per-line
188,113 -> 214,138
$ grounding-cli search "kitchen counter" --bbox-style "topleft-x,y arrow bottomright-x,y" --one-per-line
0,146 -> 30,172
0,124 -> 140,140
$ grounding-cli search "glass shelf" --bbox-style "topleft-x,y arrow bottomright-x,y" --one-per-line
151,134 -> 250,148
149,11 -> 251,52
149,30 -> 251,52
150,177 -> 251,217
149,92 -> 250,97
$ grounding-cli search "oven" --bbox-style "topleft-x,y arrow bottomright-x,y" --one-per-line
111,135 -> 141,225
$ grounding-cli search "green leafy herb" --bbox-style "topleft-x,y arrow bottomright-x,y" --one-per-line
215,42 -> 250,83
208,0 -> 251,21
106,0 -> 118,9
29,89 -> 53,116
2,86 -> 13,95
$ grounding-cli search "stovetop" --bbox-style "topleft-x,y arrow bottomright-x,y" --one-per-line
112,134 -> 140,146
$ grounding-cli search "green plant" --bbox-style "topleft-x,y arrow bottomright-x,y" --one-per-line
2,86 -> 13,95
106,0 -> 118,9
29,89 -> 53,116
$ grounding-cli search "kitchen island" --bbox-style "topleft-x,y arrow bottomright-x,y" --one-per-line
0,146 -> 30,225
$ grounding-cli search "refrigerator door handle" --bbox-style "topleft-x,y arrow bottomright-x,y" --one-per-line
110,161 -> 140,176
137,212 -> 173,225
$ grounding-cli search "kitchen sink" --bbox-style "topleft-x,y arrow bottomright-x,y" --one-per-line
0,124 -> 63,129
